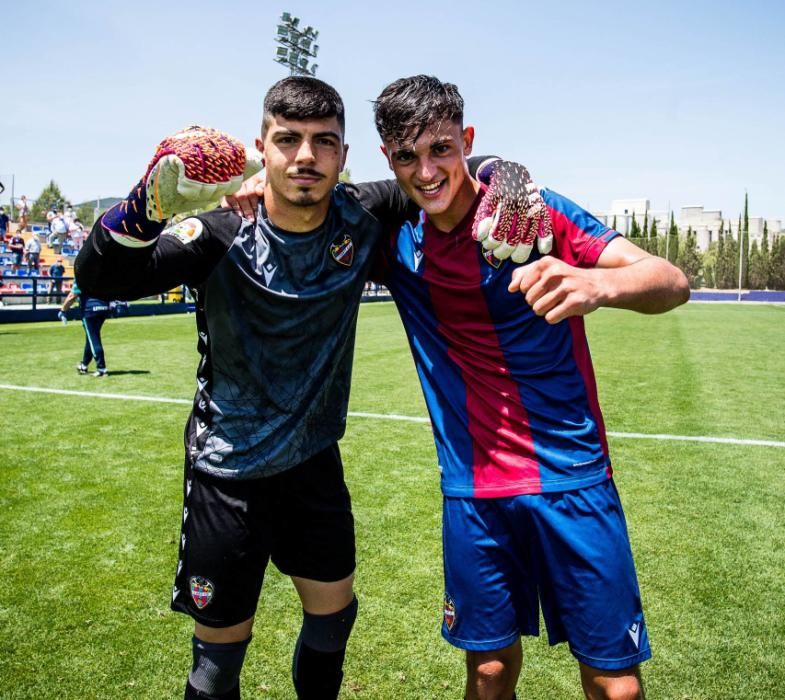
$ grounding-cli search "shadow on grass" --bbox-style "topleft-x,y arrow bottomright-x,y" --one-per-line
106,370 -> 152,376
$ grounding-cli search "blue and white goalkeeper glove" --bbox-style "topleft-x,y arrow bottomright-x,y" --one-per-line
473,160 -> 553,263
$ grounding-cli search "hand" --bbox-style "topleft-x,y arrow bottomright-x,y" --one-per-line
221,172 -> 266,219
143,126 -> 263,222
508,256 -> 606,324
472,160 -> 554,263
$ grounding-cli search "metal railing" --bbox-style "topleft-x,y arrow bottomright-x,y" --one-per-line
0,275 -> 73,309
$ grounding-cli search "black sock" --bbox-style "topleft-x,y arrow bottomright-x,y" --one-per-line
292,636 -> 346,700
184,679 -> 240,700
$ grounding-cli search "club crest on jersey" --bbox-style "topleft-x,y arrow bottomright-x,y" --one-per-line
443,594 -> 457,631
190,576 -> 214,609
164,218 -> 203,245
330,233 -> 354,267
482,248 -> 502,269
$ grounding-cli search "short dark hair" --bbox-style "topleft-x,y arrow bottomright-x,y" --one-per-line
262,76 -> 345,137
373,75 -> 464,146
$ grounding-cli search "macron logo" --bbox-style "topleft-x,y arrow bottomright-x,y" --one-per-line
627,622 -> 642,649
413,248 -> 424,272
263,263 -> 277,286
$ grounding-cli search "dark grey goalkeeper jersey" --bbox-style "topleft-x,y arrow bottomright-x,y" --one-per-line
76,181 -> 415,479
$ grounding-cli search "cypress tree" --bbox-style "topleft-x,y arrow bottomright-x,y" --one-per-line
630,212 -> 641,242
762,222 -> 770,289
771,236 -> 785,289
668,212 -> 680,264
742,193 -> 750,287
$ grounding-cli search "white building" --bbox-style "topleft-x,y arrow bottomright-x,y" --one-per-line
593,200 -> 782,252
593,199 -> 669,236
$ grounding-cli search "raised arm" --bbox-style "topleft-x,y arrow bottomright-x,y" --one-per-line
76,126 -> 261,300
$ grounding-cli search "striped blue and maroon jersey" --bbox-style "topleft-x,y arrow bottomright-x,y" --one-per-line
380,187 -> 620,498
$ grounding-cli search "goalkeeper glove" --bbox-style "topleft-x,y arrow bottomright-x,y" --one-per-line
473,159 -> 554,263
103,126 -> 262,247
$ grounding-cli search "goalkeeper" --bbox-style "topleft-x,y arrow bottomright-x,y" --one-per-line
75,78 -> 545,700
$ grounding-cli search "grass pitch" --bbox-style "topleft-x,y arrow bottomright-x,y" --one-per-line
0,302 -> 783,699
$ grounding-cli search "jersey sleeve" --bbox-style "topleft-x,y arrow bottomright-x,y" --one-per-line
75,209 -> 238,300
542,189 -> 620,268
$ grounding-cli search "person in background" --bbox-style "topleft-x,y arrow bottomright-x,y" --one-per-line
9,230 -> 25,273
59,281 -> 111,376
17,195 -> 30,233
48,257 -> 66,304
25,230 -> 41,275
0,206 -> 10,242
69,218 -> 86,250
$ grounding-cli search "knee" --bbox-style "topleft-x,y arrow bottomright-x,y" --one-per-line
470,657 -> 507,685
582,671 -> 643,700
467,651 -> 518,697
300,595 -> 358,652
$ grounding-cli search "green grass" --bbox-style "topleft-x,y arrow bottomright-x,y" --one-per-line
0,302 -> 783,699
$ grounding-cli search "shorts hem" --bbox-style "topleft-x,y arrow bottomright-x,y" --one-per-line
276,564 -> 356,583
441,629 -> 522,652
571,646 -> 652,671
170,600 -> 256,628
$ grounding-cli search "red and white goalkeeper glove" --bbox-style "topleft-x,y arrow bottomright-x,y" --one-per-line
472,160 -> 554,263
143,125 -> 262,221
103,126 -> 262,246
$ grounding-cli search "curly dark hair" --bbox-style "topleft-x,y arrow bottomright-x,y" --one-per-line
262,76 -> 345,136
373,75 -> 464,146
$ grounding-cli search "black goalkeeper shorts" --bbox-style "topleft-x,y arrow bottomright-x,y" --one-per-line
171,443 -> 356,627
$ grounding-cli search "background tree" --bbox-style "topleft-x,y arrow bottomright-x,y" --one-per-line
629,212 -> 641,244
649,217 -> 658,255
666,212 -> 679,263
76,203 -> 97,226
718,222 -> 739,289
676,226 -> 703,287
769,235 -> 785,290
761,222 -> 771,289
31,181 -> 68,223
741,193 -> 750,287
714,223 -> 728,288
612,214 -> 617,231
748,241 -> 767,290
702,240 -> 717,288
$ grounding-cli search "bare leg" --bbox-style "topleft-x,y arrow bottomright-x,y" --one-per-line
465,638 -> 522,700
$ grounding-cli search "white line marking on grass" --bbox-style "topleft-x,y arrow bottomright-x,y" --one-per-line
0,383 -> 191,405
1,384 -> 783,448
605,431 -> 785,449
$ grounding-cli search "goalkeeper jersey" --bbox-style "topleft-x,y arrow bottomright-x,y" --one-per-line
76,182 -> 414,479
379,187 -> 620,498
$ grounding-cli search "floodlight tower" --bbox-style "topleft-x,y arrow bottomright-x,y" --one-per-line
274,12 -> 319,76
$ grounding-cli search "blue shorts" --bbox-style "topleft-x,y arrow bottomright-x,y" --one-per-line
441,479 -> 651,670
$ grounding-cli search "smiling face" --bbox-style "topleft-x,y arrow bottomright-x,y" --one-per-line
255,114 -> 348,230
382,120 -> 478,232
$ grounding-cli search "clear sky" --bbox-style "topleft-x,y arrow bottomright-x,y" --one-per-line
1,0 -> 783,221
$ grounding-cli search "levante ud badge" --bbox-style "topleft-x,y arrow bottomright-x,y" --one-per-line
330,233 -> 354,267
443,594 -> 457,631
190,576 -> 214,609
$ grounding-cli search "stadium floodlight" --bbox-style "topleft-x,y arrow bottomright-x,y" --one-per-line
274,12 -> 320,76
